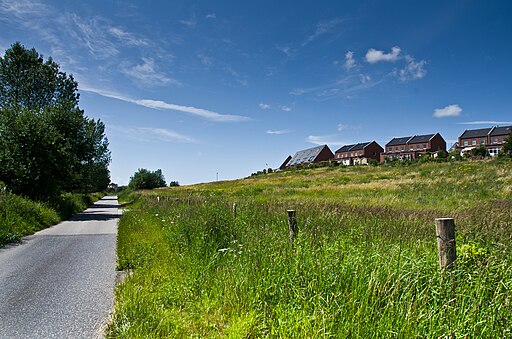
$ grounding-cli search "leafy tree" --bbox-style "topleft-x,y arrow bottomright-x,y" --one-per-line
470,146 -> 488,157
0,42 -> 111,198
502,132 -> 512,156
129,169 -> 166,190
169,181 -> 180,187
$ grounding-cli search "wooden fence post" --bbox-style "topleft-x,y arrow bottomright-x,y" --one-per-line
287,210 -> 298,243
435,218 -> 456,270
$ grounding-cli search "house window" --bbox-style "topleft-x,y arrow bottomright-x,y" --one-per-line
410,146 -> 413,150
423,144 -> 427,149
401,146 -> 404,151
493,138 -> 498,144
480,139 -> 485,145
472,140 -> 476,146
464,140 -> 468,146
395,146 -> 398,151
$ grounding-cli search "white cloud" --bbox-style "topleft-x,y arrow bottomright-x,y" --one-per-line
302,17 -> 344,46
360,74 -> 371,84
266,130 -> 290,135
206,13 -> 216,19
198,54 -> 212,67
108,27 -> 149,47
337,124 -> 349,131
0,0 -> 48,17
0,1 -> 154,65
458,121 -> 512,125
365,46 -> 401,63
120,58 -> 178,86
281,106 -> 292,112
259,103 -> 271,110
396,55 -> 426,81
67,14 -> 120,59
225,66 -> 248,86
290,75 -> 381,100
79,85 -> 251,122
433,104 -> 462,118
277,45 -> 292,56
110,126 -> 196,143
307,135 -> 347,146
344,51 -> 356,70
180,15 -> 197,28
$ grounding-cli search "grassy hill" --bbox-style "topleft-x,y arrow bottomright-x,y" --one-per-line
109,160 -> 512,338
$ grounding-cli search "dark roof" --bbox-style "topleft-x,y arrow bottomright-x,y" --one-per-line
279,155 -> 292,169
449,142 -> 459,152
287,145 -> 329,166
408,134 -> 435,144
490,125 -> 512,136
460,128 -> 492,139
335,141 -> 373,153
350,142 -> 372,151
335,144 -> 356,153
386,136 -> 413,146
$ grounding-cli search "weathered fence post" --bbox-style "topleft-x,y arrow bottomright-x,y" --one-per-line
232,202 -> 237,219
287,210 -> 298,243
435,218 -> 456,270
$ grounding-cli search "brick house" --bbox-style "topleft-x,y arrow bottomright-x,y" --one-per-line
458,125 -> 512,156
380,133 -> 446,162
285,145 -> 334,167
334,141 -> 383,165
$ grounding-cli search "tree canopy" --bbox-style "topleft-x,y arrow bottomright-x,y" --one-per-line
503,132 -> 512,157
0,42 -> 111,199
129,169 -> 166,190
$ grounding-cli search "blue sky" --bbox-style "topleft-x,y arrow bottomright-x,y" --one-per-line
1,0 -> 511,185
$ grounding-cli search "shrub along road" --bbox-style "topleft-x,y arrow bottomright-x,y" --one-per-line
0,196 -> 120,338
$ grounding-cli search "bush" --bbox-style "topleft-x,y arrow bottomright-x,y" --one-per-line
469,146 -> 488,157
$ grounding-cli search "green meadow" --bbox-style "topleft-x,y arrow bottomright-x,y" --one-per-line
109,160 -> 512,338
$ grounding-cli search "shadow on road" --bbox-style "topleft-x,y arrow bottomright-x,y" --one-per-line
70,212 -> 120,222
87,204 -> 120,209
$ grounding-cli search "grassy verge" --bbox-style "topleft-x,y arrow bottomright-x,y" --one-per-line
0,188 -> 105,246
109,160 -> 512,338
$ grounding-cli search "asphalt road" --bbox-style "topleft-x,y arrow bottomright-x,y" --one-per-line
0,196 -> 120,339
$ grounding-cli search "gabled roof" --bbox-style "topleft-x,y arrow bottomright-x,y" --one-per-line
449,142 -> 459,152
350,142 -> 372,151
386,136 -> 413,146
490,125 -> 512,136
460,128 -> 492,139
335,141 -> 373,153
335,144 -> 356,153
408,134 -> 436,144
279,155 -> 292,169
287,145 -> 330,166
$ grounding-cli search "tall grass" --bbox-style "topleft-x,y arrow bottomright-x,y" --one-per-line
109,160 -> 512,338
0,187 -> 105,246
0,189 -> 59,245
